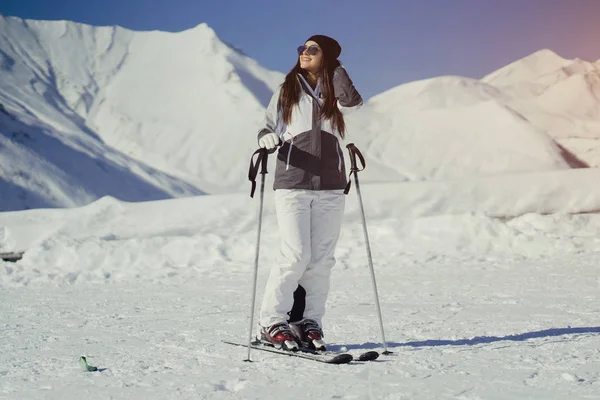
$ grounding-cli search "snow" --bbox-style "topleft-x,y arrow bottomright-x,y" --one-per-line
346,99 -> 571,181
1,15 -> 600,399
481,51 -> 600,168
0,15 -> 284,209
2,172 -> 600,398
481,49 -> 570,87
2,16 -> 600,209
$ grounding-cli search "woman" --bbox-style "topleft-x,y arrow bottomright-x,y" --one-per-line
256,34 -> 363,351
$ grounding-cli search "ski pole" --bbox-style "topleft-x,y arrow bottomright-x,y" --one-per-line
344,143 -> 391,355
245,148 -> 269,361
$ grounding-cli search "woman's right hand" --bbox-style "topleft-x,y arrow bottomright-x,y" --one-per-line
258,133 -> 281,150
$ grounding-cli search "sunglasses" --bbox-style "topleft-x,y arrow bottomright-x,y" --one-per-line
297,45 -> 321,56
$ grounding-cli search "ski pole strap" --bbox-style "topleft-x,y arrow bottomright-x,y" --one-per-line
344,143 -> 366,194
248,148 -> 269,198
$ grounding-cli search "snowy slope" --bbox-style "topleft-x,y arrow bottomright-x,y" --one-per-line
84,23 -> 284,193
0,15 -> 283,210
0,101 -> 204,211
1,176 -> 600,398
482,49 -> 572,88
345,49 -> 600,182
345,77 -> 572,182
482,49 -> 600,167
2,167 -> 600,280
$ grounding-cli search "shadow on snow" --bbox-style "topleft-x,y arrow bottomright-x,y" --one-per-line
329,326 -> 600,352
0,110 -> 204,211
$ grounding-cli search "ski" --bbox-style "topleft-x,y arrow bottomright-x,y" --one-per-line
223,340 -> 379,363
258,339 -> 380,362
344,349 -> 379,361
223,340 -> 352,364
304,346 -> 379,361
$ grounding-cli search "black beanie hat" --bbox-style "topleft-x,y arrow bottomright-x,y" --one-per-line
306,35 -> 341,60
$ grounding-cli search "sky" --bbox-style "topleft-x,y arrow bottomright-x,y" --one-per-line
1,0 -> 600,99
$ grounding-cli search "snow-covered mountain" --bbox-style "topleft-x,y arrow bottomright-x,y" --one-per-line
1,15 -> 600,211
345,76 -> 573,182
0,15 -> 282,210
344,49 -> 600,182
481,50 -> 600,167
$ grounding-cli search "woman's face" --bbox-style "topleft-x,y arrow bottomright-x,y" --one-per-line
299,40 -> 323,74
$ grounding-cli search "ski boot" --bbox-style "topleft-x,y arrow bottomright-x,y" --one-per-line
290,318 -> 326,351
259,322 -> 299,351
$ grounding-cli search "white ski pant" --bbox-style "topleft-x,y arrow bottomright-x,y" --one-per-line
259,189 -> 345,328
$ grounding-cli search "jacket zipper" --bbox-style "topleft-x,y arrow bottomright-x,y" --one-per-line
285,132 -> 294,170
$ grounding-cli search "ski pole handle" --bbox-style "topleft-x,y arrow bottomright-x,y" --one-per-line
343,143 -> 366,194
259,149 -> 269,175
248,148 -> 269,198
346,143 -> 366,172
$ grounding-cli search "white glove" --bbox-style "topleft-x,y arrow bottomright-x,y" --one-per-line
259,133 -> 280,150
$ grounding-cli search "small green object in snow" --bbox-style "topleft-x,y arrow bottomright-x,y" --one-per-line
79,356 -> 98,372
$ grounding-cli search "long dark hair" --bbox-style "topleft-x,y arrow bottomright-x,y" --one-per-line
280,56 -> 346,138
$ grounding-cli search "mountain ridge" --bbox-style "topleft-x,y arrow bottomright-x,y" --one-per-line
1,16 -> 598,211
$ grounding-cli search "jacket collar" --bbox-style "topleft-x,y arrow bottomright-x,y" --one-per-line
297,73 -> 322,104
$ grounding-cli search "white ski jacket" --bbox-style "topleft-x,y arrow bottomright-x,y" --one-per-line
257,66 -> 363,191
